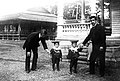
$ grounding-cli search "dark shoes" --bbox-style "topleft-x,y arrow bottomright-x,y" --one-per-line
26,70 -> 30,73
69,70 -> 77,75
52,69 -> 60,71
57,68 -> 60,71
85,71 -> 95,75
52,68 -> 60,71
70,72 -> 72,75
85,71 -> 104,77
31,69 -> 37,71
90,72 -> 95,74
100,74 -> 104,77
74,70 -> 77,73
25,68 -> 37,73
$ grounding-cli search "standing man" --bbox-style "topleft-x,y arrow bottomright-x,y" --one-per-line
23,29 -> 50,73
80,16 -> 106,77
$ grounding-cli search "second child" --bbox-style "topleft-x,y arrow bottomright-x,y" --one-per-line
50,41 -> 62,71
67,40 -> 82,75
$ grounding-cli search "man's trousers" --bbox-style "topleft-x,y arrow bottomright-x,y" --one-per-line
89,45 -> 105,76
25,47 -> 38,71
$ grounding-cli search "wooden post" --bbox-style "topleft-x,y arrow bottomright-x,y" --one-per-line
76,4 -> 79,20
18,24 -> 21,40
6,25 -> 8,40
90,0 -> 96,16
57,0 -> 64,25
57,0 -> 64,39
81,0 -> 85,23
101,0 -> 104,26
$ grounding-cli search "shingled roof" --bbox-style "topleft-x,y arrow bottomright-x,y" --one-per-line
0,7 -> 57,23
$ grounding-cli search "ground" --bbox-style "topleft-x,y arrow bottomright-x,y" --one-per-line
0,40 -> 120,81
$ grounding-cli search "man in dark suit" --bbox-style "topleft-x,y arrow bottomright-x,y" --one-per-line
80,16 -> 106,77
23,29 -> 50,73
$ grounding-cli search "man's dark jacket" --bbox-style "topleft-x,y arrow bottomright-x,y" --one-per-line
83,24 -> 106,47
23,32 -> 48,49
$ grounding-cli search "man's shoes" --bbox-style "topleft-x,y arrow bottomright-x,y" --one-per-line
100,75 -> 104,77
31,69 -> 37,71
90,72 -> 95,74
100,74 -> 104,77
74,70 -> 77,73
85,72 -> 95,75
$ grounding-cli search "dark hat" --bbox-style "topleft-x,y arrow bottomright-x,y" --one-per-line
89,16 -> 97,20
52,40 -> 60,44
41,29 -> 47,35
70,40 -> 79,44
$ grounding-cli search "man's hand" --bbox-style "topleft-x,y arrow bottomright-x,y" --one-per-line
26,52 -> 31,56
100,46 -> 103,51
45,49 -> 50,54
60,58 -> 62,62
39,33 -> 41,38
79,43 -> 84,48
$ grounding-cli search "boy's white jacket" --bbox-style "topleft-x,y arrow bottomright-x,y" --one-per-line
69,47 -> 79,52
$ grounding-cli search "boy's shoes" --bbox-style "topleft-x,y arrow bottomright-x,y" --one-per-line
25,69 -> 30,73
90,72 -> 95,74
52,69 -> 60,71
57,69 -> 60,71
70,72 -> 72,75
53,69 -> 55,71
85,72 -> 95,75
26,70 -> 30,73
85,72 -> 90,75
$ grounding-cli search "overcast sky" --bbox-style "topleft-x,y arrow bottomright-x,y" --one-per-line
0,0 -> 82,18
0,0 -> 58,17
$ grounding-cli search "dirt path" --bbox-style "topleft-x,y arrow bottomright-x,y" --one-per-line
0,40 -> 120,81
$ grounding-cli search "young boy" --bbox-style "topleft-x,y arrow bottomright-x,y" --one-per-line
50,41 -> 62,71
67,40 -> 82,75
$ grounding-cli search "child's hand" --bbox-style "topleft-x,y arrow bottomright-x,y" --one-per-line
60,58 -> 62,62
45,49 -> 50,54
48,55 -> 52,58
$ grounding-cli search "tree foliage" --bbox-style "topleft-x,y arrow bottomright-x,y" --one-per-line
49,0 -> 110,20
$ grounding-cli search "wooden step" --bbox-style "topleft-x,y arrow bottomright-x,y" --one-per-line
62,58 -> 89,64
78,60 -> 89,64
79,52 -> 88,56
78,56 -> 88,61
